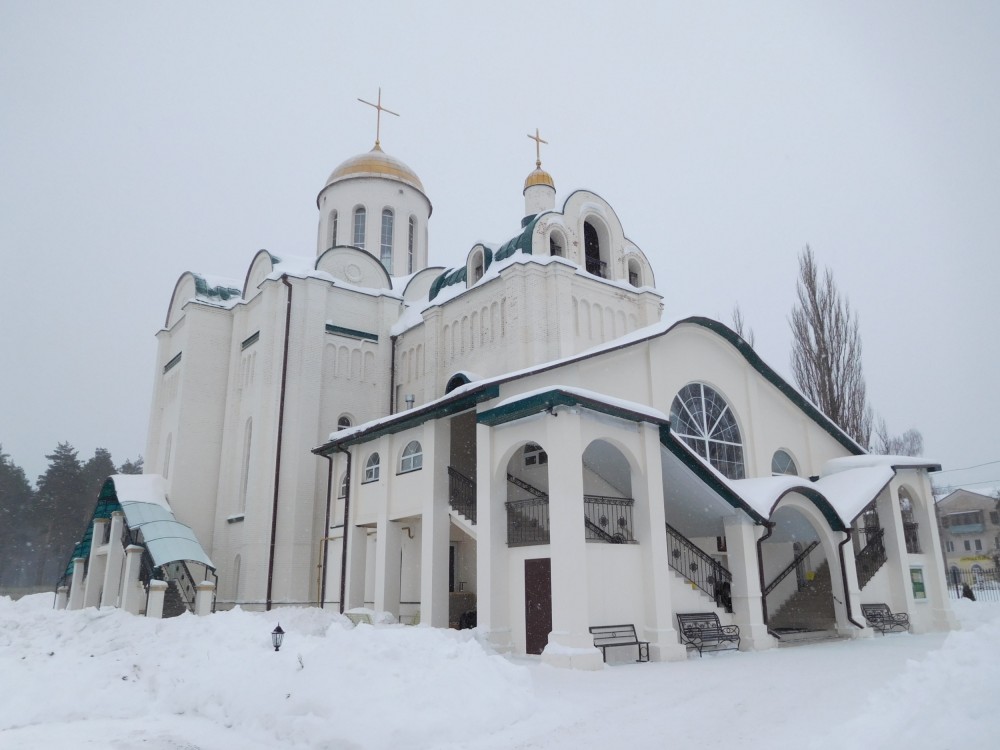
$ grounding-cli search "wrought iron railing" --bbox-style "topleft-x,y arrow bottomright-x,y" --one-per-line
583,495 -> 634,543
586,257 -> 608,278
448,467 -> 476,523
855,529 -> 887,589
664,521 -> 733,610
764,540 -> 819,596
506,497 -> 550,546
507,473 -> 547,498
903,522 -> 921,554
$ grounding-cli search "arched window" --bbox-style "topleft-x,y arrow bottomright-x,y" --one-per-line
584,221 -> 605,278
408,216 -> 417,274
239,418 -> 253,511
771,449 -> 798,476
380,208 -> 394,270
337,415 -> 352,431
364,453 -> 380,483
670,383 -> 745,479
627,258 -> 641,287
328,209 -> 338,248
400,441 -> 423,473
469,248 -> 485,284
899,488 -> 921,554
338,473 -> 348,499
353,206 -> 366,251
549,230 -> 565,257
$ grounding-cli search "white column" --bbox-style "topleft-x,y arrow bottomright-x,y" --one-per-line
541,408 -> 602,670
724,514 -> 775,650
476,422 -> 512,652
83,518 -> 109,608
374,518 -> 402,618
343,524 -> 369,611
195,581 -> 216,616
916,471 -> 959,631
100,512 -> 126,608
419,419 -> 450,628
55,586 -> 69,610
636,423 -> 687,661
146,580 -> 168,619
68,557 -> 86,610
120,545 -> 145,615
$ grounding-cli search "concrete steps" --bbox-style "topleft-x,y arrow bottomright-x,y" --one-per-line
769,561 -> 836,632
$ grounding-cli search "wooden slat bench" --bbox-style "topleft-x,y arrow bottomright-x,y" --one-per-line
589,624 -> 650,663
860,603 -> 910,634
676,613 -> 741,657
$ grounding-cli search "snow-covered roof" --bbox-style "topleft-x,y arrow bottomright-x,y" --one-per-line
110,475 -> 215,570
823,454 -> 941,475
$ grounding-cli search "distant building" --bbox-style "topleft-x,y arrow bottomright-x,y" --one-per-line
937,489 -> 1000,581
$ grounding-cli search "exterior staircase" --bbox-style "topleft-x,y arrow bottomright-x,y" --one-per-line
768,561 -> 836,633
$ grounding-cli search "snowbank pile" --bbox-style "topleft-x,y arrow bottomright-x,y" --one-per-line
0,596 -> 532,749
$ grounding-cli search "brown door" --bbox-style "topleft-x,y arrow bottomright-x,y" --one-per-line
524,558 -> 552,655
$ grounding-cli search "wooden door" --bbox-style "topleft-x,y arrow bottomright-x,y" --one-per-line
524,558 -> 552,655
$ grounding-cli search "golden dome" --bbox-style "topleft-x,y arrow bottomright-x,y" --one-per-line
325,144 -> 425,192
523,164 -> 555,192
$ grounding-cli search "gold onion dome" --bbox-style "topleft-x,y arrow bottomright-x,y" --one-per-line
523,162 -> 555,192
326,143 -> 425,192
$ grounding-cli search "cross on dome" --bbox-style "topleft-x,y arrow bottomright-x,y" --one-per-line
527,127 -> 548,168
358,87 -> 400,149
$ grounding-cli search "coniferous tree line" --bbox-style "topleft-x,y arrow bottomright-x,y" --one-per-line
0,443 -> 142,593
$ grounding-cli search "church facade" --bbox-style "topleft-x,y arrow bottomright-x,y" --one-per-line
141,126 -> 956,667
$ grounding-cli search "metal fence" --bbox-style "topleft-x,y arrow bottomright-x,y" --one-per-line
947,566 -> 1000,602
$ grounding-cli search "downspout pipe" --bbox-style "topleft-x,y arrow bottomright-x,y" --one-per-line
838,529 -> 865,630
755,521 -> 779,639
335,445 -> 352,615
319,452 -> 334,608
389,334 -> 398,415
266,275 -> 293,611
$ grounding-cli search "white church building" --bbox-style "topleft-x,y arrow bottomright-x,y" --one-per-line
66,110 -> 957,667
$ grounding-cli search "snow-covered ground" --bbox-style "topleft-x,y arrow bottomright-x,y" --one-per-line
1,596 -> 997,749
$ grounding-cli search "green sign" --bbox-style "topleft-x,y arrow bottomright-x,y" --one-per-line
910,567 -> 926,600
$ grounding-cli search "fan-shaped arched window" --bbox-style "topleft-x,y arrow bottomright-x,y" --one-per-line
364,452 -> 380,483
771,449 -> 797,476
380,208 -> 394,270
400,441 -> 423,473
353,206 -> 366,251
670,383 -> 745,479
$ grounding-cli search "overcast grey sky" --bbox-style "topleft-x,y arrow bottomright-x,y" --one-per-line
2,1 -> 998,490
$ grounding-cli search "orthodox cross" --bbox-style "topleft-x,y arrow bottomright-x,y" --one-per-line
527,127 -> 548,168
358,88 -> 399,149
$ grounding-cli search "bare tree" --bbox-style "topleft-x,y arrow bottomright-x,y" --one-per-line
872,418 -> 924,456
790,246 -> 872,446
730,304 -> 755,348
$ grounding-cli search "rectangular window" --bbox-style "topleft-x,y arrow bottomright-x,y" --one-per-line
241,331 -> 259,350
163,352 -> 182,373
946,540 -> 954,552
975,539 -> 983,551
964,540 -> 972,551
991,511 -> 999,525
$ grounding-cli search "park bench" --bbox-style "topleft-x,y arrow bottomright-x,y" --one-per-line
676,612 -> 741,656
860,603 -> 910,634
589,624 -> 650,663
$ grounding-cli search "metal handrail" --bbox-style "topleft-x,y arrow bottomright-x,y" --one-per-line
448,467 -> 477,523
505,497 -> 550,546
764,540 -> 819,596
855,529 -> 887,589
903,522 -> 921,554
506,473 -> 547,498
583,495 -> 634,543
664,521 -> 733,609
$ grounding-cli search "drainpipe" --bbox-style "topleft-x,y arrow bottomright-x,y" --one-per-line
266,275 -> 293,611
335,445 -> 352,614
389,334 -> 398,414
838,529 -> 865,630
755,521 -> 778,638
319,452 -> 335,607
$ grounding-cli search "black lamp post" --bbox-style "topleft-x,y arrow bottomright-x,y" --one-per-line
271,624 -> 285,652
